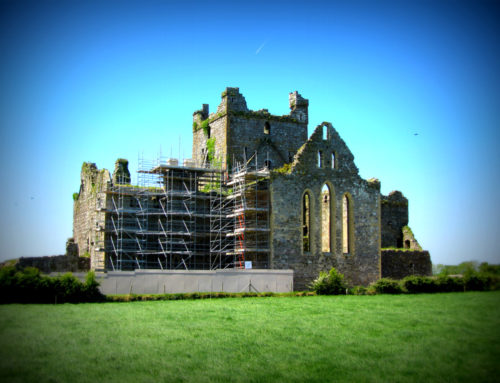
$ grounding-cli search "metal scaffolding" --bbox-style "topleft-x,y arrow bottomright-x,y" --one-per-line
209,173 -> 234,269
100,155 -> 270,271
226,160 -> 270,269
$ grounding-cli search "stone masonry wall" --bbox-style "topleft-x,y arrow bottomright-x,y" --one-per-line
227,115 -> 307,170
192,88 -> 308,170
73,162 -> 111,271
270,123 -> 381,289
381,250 -> 432,279
381,191 -> 408,248
208,117 -> 227,168
18,255 -> 90,273
192,106 -> 227,168
402,226 -> 422,250
16,239 -> 90,273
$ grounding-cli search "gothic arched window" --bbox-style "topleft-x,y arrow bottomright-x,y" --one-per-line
303,192 -> 311,252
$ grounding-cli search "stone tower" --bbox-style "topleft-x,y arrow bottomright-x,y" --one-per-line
192,87 -> 309,171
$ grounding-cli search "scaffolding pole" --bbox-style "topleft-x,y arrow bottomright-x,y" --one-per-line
102,154 -> 270,271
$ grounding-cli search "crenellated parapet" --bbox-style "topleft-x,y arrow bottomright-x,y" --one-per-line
192,88 -> 309,170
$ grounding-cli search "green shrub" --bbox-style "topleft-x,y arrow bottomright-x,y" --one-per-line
310,267 -> 346,295
435,275 -> 464,292
309,272 -> 327,294
464,273 -> 490,291
477,263 -> 500,290
371,278 -> 403,294
258,292 -> 274,297
83,271 -> 105,301
434,261 -> 478,276
2,267 -> 44,303
489,275 -> 500,290
401,276 -> 439,294
241,292 -> 258,298
351,286 -> 367,295
53,273 -> 90,303
366,286 -> 377,295
0,267 -> 104,304
479,262 -> 500,275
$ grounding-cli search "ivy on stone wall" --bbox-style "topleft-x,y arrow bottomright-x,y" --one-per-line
367,178 -> 380,189
206,137 -> 216,164
272,163 -> 293,175
193,113 -> 225,133
201,120 -> 210,136
402,226 -> 414,236
192,108 -> 301,135
381,247 -> 418,252
229,110 -> 299,123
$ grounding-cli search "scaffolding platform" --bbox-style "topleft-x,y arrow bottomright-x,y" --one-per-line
101,155 -> 270,271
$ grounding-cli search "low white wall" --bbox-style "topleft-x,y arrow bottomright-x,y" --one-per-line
92,269 -> 293,295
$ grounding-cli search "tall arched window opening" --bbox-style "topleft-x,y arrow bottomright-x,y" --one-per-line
303,192 -> 311,252
321,184 -> 331,252
343,194 -> 352,254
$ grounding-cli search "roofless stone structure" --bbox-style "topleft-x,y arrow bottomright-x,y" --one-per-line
72,88 -> 431,289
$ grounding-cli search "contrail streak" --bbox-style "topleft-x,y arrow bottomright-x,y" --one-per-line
256,41 -> 267,55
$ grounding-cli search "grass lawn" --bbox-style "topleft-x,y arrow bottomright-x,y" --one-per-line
0,292 -> 499,382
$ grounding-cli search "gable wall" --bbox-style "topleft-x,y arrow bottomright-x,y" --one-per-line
270,124 -> 381,288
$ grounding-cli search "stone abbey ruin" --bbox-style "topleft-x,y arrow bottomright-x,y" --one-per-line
73,88 -> 431,290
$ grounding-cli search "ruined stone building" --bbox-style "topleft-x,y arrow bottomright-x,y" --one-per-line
73,88 -> 431,289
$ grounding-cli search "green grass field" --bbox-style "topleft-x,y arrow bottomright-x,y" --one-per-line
1,292 -> 499,382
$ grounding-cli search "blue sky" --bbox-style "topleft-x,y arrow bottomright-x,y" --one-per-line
0,0 -> 499,265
